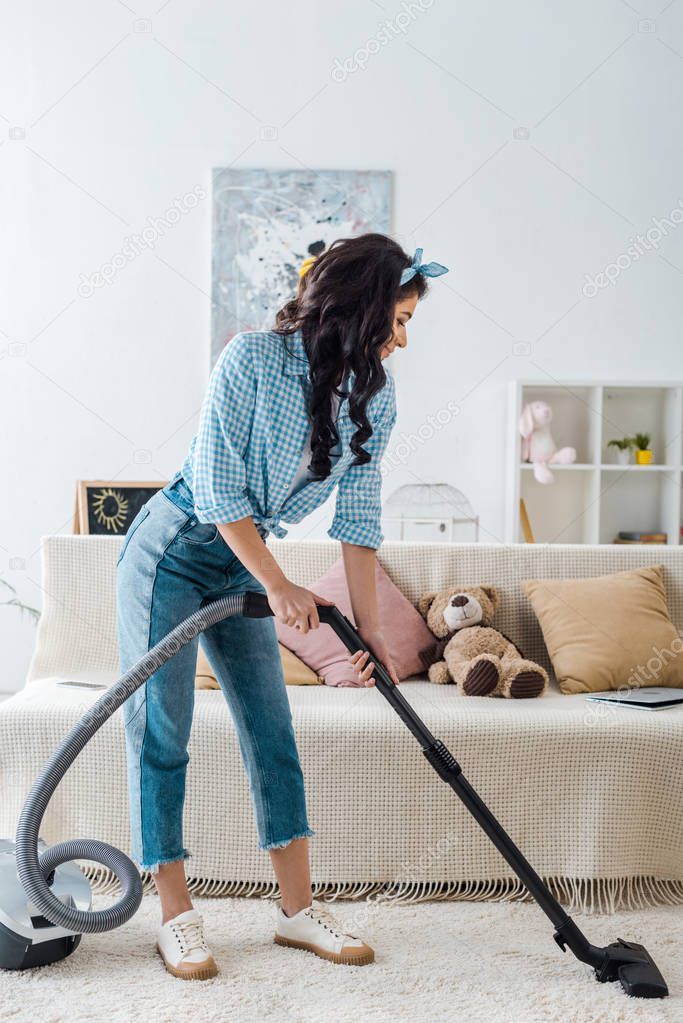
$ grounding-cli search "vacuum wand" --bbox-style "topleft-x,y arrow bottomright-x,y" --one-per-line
248,591 -> 669,1000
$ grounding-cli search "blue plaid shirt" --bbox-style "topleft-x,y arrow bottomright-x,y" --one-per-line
180,329 -> 397,549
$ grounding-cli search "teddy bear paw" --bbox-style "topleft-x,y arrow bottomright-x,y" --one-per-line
507,668 -> 547,699
461,656 -> 500,697
428,661 -> 451,685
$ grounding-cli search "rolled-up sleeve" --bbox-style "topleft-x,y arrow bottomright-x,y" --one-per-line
328,371 -> 397,550
192,334 -> 256,524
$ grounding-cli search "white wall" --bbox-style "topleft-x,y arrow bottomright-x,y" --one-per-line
2,1 -> 683,690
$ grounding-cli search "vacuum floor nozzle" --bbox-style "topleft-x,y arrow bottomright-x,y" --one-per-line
595,939 -> 669,999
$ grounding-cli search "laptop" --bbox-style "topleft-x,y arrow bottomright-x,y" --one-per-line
585,687 -> 683,711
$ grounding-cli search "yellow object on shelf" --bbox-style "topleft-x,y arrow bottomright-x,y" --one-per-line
636,449 -> 653,465
519,498 -> 535,543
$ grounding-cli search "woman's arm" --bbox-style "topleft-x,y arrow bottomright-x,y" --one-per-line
341,542 -> 379,628
342,541 -> 400,687
332,375 -> 400,686
217,517 -> 333,633
327,373 -> 397,550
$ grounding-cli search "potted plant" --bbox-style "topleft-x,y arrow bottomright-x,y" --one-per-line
632,432 -> 653,465
607,437 -> 633,466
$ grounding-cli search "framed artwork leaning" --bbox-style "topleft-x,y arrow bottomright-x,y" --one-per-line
73,481 -> 166,536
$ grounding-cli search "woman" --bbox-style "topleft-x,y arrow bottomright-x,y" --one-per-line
116,232 -> 448,980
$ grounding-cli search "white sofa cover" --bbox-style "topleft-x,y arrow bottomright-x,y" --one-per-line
2,536 -> 682,912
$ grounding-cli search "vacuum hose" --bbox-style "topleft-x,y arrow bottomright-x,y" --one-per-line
15,590 -> 268,935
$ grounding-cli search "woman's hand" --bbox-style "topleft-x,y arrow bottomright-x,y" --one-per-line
266,578 -> 334,633
348,625 -> 400,687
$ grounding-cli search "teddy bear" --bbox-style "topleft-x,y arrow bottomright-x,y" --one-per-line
417,584 -> 549,699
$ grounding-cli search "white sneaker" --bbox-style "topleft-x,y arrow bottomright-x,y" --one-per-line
156,908 -> 218,980
274,898 -> 374,966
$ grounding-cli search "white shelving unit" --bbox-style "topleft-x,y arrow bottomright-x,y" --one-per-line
505,380 -> 683,544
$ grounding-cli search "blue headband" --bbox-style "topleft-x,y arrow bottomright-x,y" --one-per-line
400,247 -> 449,287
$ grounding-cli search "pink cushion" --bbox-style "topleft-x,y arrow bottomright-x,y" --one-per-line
274,557 -> 437,687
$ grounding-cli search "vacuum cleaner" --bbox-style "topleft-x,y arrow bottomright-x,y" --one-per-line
0,591 -> 669,997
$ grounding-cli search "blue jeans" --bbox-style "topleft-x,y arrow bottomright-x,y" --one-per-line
115,471 -> 314,873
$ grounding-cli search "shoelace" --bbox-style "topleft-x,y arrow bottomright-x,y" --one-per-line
171,916 -> 207,955
304,903 -> 353,940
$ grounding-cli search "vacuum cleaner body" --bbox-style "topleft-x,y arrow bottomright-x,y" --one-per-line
0,590 -> 669,997
0,839 -> 91,969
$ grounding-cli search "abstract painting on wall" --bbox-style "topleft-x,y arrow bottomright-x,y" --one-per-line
211,168 -> 393,365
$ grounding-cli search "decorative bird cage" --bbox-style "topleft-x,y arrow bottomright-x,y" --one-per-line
383,483 -> 479,543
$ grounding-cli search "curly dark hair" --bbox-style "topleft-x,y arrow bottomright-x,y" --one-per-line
273,233 -> 429,480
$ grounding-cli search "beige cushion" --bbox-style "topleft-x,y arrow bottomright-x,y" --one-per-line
195,643 -> 322,689
279,644 -> 323,685
522,564 -> 683,694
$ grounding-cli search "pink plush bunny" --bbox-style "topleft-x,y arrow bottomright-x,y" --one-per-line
519,400 -> 576,484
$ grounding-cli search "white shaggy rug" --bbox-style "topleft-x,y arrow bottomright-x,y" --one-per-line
1,894 -> 681,1023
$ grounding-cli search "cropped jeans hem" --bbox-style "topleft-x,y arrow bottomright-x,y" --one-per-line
260,826 -> 316,852
134,848 -> 192,875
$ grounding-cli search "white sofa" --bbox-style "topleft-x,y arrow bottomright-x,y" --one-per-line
2,536 -> 683,913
